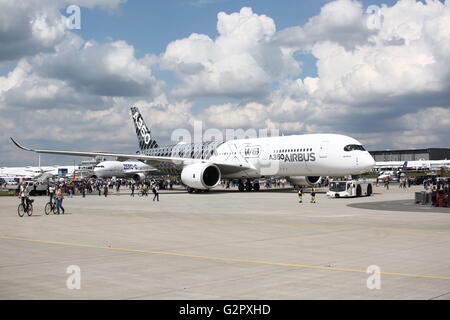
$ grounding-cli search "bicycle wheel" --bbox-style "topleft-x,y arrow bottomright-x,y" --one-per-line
18,204 -> 25,217
27,204 -> 33,216
45,202 -> 52,215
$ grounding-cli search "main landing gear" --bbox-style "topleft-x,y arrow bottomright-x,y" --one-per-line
237,179 -> 260,192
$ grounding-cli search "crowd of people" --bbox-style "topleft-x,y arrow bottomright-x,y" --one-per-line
9,173 -> 450,215
11,176 -> 183,216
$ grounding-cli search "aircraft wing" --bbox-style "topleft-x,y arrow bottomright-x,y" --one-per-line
11,138 -> 253,174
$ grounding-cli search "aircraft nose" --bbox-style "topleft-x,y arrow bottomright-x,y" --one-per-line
361,152 -> 376,171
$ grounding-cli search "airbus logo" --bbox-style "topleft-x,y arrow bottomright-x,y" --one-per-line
133,112 -> 151,145
269,152 -> 316,162
123,163 -> 138,171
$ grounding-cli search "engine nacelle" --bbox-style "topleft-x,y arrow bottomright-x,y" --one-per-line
181,163 -> 221,190
287,176 -> 322,186
132,173 -> 146,181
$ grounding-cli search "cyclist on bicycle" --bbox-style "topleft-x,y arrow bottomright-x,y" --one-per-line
48,184 -> 55,203
19,182 -> 30,212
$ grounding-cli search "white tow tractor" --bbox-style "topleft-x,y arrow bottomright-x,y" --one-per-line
327,180 -> 373,198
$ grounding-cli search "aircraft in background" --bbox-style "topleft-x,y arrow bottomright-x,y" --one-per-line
92,160 -> 155,180
375,161 -> 408,181
0,165 -> 75,181
10,107 -> 375,193
375,160 -> 450,172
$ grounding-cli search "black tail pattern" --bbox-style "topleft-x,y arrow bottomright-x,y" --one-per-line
130,106 -> 158,150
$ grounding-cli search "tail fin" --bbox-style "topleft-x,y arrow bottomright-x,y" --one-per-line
130,107 -> 158,150
401,161 -> 408,172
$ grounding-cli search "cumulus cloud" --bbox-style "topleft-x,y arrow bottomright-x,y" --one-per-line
161,7 -> 300,99
31,35 -> 164,98
275,0 -> 374,50
0,32 -> 162,112
0,0 -> 126,62
289,0 -> 450,109
0,1 -> 66,61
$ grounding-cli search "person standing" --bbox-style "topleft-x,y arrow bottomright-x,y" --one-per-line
152,184 -> 159,202
55,185 -> 65,214
310,187 -> 316,203
130,183 -> 135,197
104,184 -> 108,197
298,187 -> 303,203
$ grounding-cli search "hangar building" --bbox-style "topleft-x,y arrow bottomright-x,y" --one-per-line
369,148 -> 450,162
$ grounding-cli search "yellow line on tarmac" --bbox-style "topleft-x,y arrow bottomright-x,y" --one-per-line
1,235 -> 450,281
76,212 -> 450,233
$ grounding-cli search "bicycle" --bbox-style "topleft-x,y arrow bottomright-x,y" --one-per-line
44,199 -> 57,215
18,198 -> 34,217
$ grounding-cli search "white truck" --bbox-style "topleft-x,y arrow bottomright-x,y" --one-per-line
327,180 -> 373,198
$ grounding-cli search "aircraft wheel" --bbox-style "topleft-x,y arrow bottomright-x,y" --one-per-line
253,183 -> 260,191
367,184 -> 372,196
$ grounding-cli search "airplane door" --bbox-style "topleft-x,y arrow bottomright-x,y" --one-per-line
319,141 -> 329,158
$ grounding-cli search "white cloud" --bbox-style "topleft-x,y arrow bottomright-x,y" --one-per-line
161,7 -> 300,98
0,0 -> 127,62
275,0 -> 374,50
32,35 -> 164,98
301,0 -> 450,114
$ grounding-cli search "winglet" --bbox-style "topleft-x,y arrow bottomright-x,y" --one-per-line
10,137 -> 34,152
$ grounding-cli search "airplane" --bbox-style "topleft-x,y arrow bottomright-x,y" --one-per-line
0,166 -> 61,181
376,161 -> 408,181
10,106 -> 376,193
92,160 -> 155,180
375,160 -> 450,171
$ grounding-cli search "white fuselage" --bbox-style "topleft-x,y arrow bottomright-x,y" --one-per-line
207,134 -> 375,178
93,160 -> 152,179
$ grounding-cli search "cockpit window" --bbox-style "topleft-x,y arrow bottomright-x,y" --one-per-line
344,144 -> 366,152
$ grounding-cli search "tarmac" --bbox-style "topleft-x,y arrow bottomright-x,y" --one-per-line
0,184 -> 449,300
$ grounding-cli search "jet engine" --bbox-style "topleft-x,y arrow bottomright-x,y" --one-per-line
181,163 -> 221,190
132,173 -> 146,181
287,176 -> 322,186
